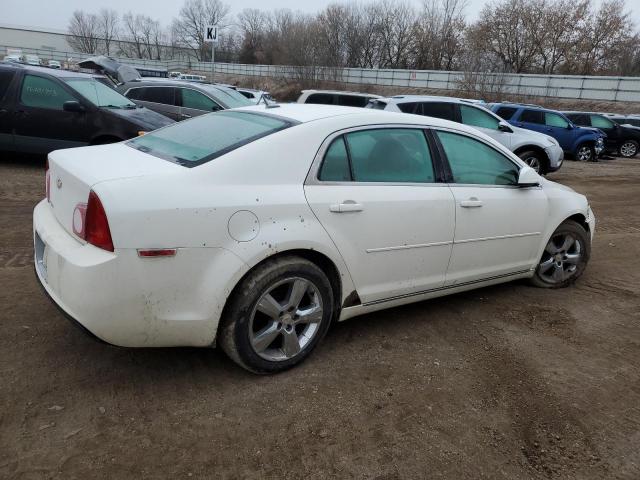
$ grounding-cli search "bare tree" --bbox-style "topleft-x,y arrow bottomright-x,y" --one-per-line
98,9 -> 119,56
172,0 -> 231,61
67,10 -> 99,54
375,0 -> 416,68
238,9 -> 267,63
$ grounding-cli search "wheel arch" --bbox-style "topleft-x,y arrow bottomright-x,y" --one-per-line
513,145 -> 550,170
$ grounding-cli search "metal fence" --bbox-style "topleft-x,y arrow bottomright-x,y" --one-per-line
3,44 -> 640,102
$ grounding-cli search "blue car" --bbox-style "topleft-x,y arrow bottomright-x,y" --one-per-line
490,103 -> 605,162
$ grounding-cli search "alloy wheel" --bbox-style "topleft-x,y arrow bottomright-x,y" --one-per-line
620,141 -> 638,158
523,155 -> 542,173
576,146 -> 592,162
537,233 -> 583,284
248,277 -> 324,361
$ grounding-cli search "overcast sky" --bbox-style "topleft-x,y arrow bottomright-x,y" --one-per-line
1,0 -> 636,31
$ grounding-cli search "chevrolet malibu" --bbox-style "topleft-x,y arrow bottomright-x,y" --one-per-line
34,105 -> 595,373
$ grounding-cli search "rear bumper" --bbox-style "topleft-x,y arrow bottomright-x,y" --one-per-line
33,199 -> 247,347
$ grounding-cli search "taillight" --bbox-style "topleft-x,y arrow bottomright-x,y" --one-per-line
84,190 -> 114,252
45,159 -> 50,202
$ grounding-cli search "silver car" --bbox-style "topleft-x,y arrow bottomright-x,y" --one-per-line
117,80 -> 252,121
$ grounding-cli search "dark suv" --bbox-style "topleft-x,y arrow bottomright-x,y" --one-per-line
564,112 -> 640,158
0,62 -> 173,155
491,103 -> 605,162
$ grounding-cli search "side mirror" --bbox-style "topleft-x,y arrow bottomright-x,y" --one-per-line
566,123 -> 573,130
518,166 -> 540,187
211,105 -> 222,112
63,100 -> 85,113
498,122 -> 513,133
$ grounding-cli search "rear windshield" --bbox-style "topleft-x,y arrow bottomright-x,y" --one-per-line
127,110 -> 295,167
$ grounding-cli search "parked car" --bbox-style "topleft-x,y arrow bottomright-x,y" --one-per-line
117,79 -> 252,121
0,63 -> 174,155
603,114 -> 640,128
563,111 -> 640,158
21,54 -> 41,66
178,74 -> 207,83
368,95 -> 563,174
490,103 -> 605,162
237,88 -> 275,105
34,104 -> 594,373
3,54 -> 21,63
297,89 -> 382,108
169,71 -> 182,78
47,60 -> 62,69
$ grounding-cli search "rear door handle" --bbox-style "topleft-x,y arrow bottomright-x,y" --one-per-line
460,198 -> 483,208
329,201 -> 363,213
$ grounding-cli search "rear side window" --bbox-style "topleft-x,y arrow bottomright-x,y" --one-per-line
306,93 -> 334,105
397,102 -> 418,113
520,109 -> 544,124
346,129 -> 434,183
460,105 -> 500,130
128,111 -> 295,167
336,95 -> 368,107
20,74 -> 75,110
180,88 -> 220,111
318,137 -> 351,181
418,102 -> 456,121
437,131 -> 519,186
545,112 -> 569,128
139,87 -> 175,105
125,88 -> 144,100
239,91 -> 254,99
495,106 -> 518,120
627,118 -> 640,127
0,69 -> 15,101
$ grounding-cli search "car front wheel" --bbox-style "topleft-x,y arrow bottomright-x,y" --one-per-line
619,140 -> 639,158
575,144 -> 594,162
530,220 -> 590,288
518,150 -> 546,174
218,256 -> 334,374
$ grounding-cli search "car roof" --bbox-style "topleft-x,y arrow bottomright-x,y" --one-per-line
379,95 -> 485,105
301,89 -> 382,98
0,62 -> 91,78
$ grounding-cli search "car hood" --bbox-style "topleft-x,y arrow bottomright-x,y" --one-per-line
577,125 -> 606,138
104,106 -> 174,131
78,56 -> 141,83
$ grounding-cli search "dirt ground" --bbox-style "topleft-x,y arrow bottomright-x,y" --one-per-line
1,154 -> 639,480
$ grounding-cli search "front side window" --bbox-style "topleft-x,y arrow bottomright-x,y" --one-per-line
460,105 -> 500,130
319,128 -> 435,183
590,115 -> 615,129
437,131 -> 519,186
520,109 -> 544,124
65,79 -> 136,108
419,102 -> 456,121
128,111 -> 294,167
545,112 -> 570,128
181,88 -> 220,111
20,74 -> 75,110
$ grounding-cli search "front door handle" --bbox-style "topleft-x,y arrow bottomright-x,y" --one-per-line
460,198 -> 483,208
329,201 -> 364,213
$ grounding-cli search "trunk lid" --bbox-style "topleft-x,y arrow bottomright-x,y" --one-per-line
47,143 -> 180,241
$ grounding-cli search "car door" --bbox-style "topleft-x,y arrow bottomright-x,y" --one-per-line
178,87 -> 222,119
459,104 -> 511,149
434,129 -> 548,285
126,86 -> 179,121
542,112 -> 574,151
305,127 -> 455,304
0,67 -> 17,151
589,114 -> 619,150
13,73 -> 90,154
514,108 -> 546,134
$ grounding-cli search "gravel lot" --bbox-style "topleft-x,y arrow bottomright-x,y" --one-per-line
1,154 -> 639,479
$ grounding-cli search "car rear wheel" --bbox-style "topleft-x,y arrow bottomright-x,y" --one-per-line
530,220 -> 590,289
518,150 -> 545,174
575,144 -> 594,162
619,140 -> 639,158
218,256 -> 334,374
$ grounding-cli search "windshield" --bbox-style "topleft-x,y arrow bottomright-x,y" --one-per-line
127,110 -> 296,167
202,85 -> 253,108
65,78 -> 136,108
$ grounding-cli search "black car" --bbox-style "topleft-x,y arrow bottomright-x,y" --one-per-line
0,62 -> 174,155
604,114 -> 640,128
563,111 -> 640,158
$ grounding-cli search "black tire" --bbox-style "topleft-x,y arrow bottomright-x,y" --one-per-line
575,143 -> 594,162
518,150 -> 546,174
619,139 -> 639,158
218,255 -> 334,374
530,220 -> 590,289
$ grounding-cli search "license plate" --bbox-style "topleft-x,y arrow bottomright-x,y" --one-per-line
35,231 -> 47,281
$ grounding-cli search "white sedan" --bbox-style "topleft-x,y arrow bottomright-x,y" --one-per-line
34,104 -> 595,373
